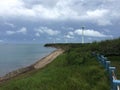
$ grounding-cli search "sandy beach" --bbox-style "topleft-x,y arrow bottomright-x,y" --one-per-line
0,49 -> 64,82
34,49 -> 64,69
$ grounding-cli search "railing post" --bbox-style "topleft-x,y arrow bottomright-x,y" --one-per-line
109,67 -> 116,90
100,55 -> 103,65
101,58 -> 105,66
113,82 -> 117,90
113,80 -> 120,90
97,54 -> 101,62
100,55 -> 106,67
93,52 -> 120,90
103,57 -> 107,67
106,61 -> 111,71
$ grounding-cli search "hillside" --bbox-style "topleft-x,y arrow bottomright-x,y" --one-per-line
0,38 -> 120,90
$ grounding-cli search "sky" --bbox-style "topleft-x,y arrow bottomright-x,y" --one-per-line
0,0 -> 120,43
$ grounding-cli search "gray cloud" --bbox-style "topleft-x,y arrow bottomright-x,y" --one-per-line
4,22 -> 15,28
0,0 -> 120,26
35,27 -> 60,36
74,29 -> 112,37
0,0 -> 120,43
22,0 -> 58,8
6,27 -> 27,35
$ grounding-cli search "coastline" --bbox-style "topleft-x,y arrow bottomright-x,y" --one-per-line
0,49 -> 64,83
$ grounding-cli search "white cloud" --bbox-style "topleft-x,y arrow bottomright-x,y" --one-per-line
86,9 -> 108,18
0,0 -> 120,26
65,35 -> 74,39
4,22 -> 15,28
0,0 -> 35,19
35,32 -> 40,37
35,27 -> 60,36
45,29 -> 60,36
74,29 -> 112,37
6,27 -> 27,35
35,29 -> 44,33
81,9 -> 112,26
64,31 -> 74,39
6,31 -> 16,35
0,0 -> 103,21
68,31 -> 74,36
17,27 -> 27,34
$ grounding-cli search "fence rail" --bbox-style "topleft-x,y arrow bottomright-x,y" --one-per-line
92,52 -> 120,90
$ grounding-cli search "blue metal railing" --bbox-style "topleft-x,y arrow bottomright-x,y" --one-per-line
92,52 -> 120,90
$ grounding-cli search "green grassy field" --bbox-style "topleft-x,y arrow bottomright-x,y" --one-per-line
0,38 -> 120,90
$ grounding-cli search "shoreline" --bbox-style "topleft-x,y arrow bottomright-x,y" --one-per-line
0,49 -> 64,83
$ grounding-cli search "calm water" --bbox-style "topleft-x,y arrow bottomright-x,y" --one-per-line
0,44 -> 55,76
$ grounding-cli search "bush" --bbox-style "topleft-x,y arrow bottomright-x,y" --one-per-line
66,49 -> 87,65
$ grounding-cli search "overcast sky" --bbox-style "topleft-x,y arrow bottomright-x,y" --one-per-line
0,0 -> 120,43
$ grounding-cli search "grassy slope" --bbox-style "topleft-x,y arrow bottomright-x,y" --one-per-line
0,51 -> 110,90
108,56 -> 120,79
90,38 -> 120,79
1,38 -> 120,90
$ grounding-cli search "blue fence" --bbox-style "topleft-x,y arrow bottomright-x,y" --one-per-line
92,52 -> 120,90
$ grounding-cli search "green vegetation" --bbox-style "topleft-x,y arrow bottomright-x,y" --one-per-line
0,38 -> 120,90
108,56 -> 120,79
91,38 -> 120,79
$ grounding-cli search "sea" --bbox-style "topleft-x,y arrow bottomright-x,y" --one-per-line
0,44 -> 55,77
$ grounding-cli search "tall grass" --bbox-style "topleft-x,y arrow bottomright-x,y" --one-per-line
0,46 -> 110,90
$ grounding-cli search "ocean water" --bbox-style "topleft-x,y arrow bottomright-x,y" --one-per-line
0,44 -> 55,76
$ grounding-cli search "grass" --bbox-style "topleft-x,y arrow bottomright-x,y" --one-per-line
1,38 -> 120,90
0,47 -> 110,90
108,56 -> 120,79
